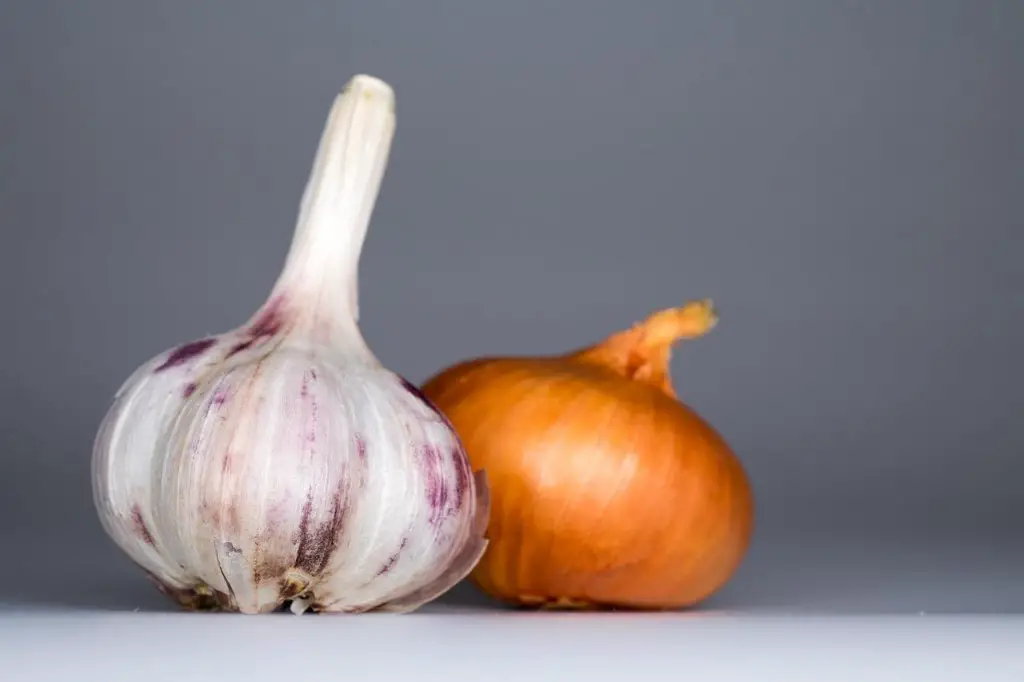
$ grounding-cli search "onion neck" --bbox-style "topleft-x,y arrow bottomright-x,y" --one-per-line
570,300 -> 718,397
260,75 -> 396,353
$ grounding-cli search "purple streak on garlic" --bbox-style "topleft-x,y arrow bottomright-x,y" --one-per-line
155,338 -> 216,372
91,74 -> 489,615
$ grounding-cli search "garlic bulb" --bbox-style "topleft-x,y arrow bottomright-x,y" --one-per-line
91,75 -> 489,615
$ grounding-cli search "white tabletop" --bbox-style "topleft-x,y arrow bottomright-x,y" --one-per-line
1,607 -> 1023,681
4,529 -> 1022,680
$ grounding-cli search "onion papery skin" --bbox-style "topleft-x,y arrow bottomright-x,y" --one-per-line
421,301 -> 754,610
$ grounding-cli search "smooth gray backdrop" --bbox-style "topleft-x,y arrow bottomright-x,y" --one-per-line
1,1 -> 1020,613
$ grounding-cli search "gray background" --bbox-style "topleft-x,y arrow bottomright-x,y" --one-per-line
1,0 -> 1020,613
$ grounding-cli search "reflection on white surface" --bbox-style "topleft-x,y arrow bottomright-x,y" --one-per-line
2,528 -> 1022,681
1,610 -> 1022,681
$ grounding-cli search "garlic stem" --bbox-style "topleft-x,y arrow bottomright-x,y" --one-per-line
269,75 -> 396,335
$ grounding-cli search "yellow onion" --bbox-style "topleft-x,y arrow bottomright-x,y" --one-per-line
420,300 -> 753,610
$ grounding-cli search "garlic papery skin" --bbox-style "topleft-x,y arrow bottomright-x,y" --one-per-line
91,74 -> 489,615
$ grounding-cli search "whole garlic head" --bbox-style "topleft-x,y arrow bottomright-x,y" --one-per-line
91,75 -> 489,614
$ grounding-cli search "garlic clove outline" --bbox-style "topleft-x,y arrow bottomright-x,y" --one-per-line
91,74 -> 490,614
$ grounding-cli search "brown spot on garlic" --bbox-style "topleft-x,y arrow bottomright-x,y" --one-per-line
279,572 -> 310,600
252,554 -> 291,584
153,579 -> 235,612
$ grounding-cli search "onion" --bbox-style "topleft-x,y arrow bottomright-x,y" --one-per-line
421,300 -> 753,610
